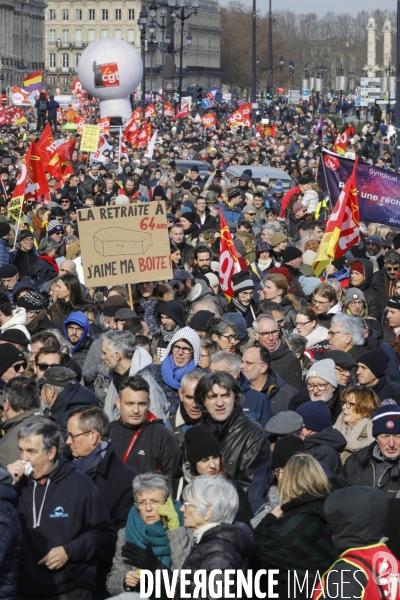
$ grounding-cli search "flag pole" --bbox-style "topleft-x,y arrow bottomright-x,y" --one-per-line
319,146 -> 333,212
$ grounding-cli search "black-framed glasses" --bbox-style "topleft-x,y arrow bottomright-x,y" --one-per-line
219,334 -> 238,342
66,430 -> 92,441
37,363 -> 60,371
295,320 -> 313,327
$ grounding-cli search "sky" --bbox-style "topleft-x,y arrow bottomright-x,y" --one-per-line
219,0 -> 395,15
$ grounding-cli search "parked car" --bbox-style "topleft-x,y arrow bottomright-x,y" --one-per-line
224,166 -> 294,190
175,159 -> 210,179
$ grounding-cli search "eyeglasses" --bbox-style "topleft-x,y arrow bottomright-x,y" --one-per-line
183,501 -> 196,507
247,213 -> 256,216
295,320 -> 313,327
255,330 -> 280,338
276,318 -> 286,327
37,363 -> 60,371
386,267 -> 400,272
340,400 -> 356,408
327,330 -> 345,337
12,362 -> 27,372
66,325 -> 84,333
348,300 -> 363,306
172,345 -> 193,355
136,499 -> 165,509
66,430 -> 92,441
219,334 -> 238,342
306,382 -> 329,391
241,360 -> 263,367
274,468 -> 284,477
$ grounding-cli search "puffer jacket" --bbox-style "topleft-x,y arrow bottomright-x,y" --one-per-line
179,279 -> 215,321
0,469 -> 21,600
303,426 -> 347,475
0,238 -> 11,269
342,441 -> 400,498
348,258 -> 381,321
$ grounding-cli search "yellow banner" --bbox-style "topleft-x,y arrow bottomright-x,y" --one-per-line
80,125 -> 101,153
8,195 -> 24,221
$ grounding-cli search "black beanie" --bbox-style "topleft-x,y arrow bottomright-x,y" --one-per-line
180,211 -> 196,224
358,348 -> 389,379
283,246 -> 303,263
271,434 -> 306,469
0,343 -> 26,377
157,300 -> 186,328
189,310 -> 215,332
103,295 -> 129,317
184,426 -> 221,465
153,185 -> 165,198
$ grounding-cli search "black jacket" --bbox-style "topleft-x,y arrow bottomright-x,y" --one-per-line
0,472 -> 21,600
30,256 -> 59,285
269,340 -> 302,390
47,383 -> 99,441
12,248 -> 39,278
304,427 -> 347,475
201,407 -> 270,491
371,267 -> 392,313
342,442 -> 400,498
194,210 -> 217,231
109,418 -> 180,479
259,368 -> 298,415
369,376 -> 400,404
15,458 -> 114,597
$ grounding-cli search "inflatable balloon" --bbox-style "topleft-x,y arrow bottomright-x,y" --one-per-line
77,39 -> 143,121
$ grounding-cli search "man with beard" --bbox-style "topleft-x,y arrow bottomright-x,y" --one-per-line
169,224 -> 192,266
371,250 -> 400,313
169,270 -> 214,319
282,246 -> 305,298
12,230 -> 38,279
61,174 -> 80,203
191,244 -> 212,281
80,163 -> 101,200
226,270 -> 258,326
151,300 -> 185,361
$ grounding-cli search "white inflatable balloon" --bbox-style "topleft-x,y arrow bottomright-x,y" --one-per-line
77,39 -> 143,121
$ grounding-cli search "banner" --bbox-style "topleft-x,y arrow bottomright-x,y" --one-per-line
36,124 -> 62,180
318,150 -> 400,227
144,104 -> 156,119
8,141 -> 32,220
80,125 -> 101,152
201,112 -> 217,127
23,70 -> 43,91
164,102 -> 174,118
219,208 -> 240,299
97,116 -> 110,136
174,104 -> 189,120
77,201 -> 173,286
25,142 -> 50,200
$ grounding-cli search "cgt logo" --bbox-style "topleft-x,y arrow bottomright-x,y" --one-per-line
324,154 -> 340,171
93,62 -> 120,88
49,506 -> 69,518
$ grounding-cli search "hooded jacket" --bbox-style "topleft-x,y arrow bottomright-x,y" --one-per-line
269,340 -> 302,390
259,368 -> 298,415
0,409 -> 46,466
64,311 -> 92,368
303,427 -> 347,475
179,279 -> 215,319
47,383 -> 99,441
239,372 -> 273,427
1,307 -> 30,339
0,468 -> 21,600
15,458 -> 114,597
349,258 -> 381,321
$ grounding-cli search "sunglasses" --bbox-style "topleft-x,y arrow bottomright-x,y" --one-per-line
37,363 -> 59,371
13,362 -> 27,372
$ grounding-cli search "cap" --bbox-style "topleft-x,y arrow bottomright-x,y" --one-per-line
372,404 -> 400,436
0,329 -> 30,347
265,411 -> 304,435
16,291 -> 47,312
296,401 -> 332,432
103,295 -> 129,317
365,234 -> 382,249
38,366 -> 77,388
0,264 -> 18,278
189,310 -> 214,332
169,270 -> 193,287
114,308 -> 137,322
18,229 -> 34,242
306,358 -> 338,388
270,232 -> 287,247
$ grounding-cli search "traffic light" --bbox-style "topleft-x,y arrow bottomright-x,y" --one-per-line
196,86 -> 203,106
266,87 -> 273,100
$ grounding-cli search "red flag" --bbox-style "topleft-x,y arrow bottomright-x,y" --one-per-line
201,113 -> 217,127
132,108 -> 142,121
277,87 -> 286,95
164,102 -> 174,118
144,104 -> 156,119
25,141 -> 50,200
61,163 -> 75,183
56,108 -> 63,123
333,126 -> 356,155
219,207 -> 241,299
75,116 -> 86,134
136,124 -> 149,149
227,109 -> 244,128
238,103 -> 252,128
174,104 -> 189,120
0,108 -> 6,126
36,124 -> 62,180
8,141 -> 33,218
97,116 -> 110,136
57,139 -> 77,165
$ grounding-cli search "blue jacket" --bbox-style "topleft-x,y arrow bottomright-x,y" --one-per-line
0,238 -> 11,269
239,373 -> 273,427
220,202 -> 242,224
247,462 -> 273,515
47,99 -> 59,118
47,383 -> 99,442
0,468 -> 21,600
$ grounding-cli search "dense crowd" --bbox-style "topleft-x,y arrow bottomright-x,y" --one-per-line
0,97 -> 399,600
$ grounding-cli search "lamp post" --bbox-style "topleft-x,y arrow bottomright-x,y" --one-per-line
278,56 -> 284,88
167,0 -> 198,103
256,56 -> 284,98
266,0 -> 273,92
148,34 -> 158,100
149,0 -> 174,119
251,0 -> 257,126
338,61 -> 344,116
288,60 -> 295,102
138,6 -> 148,110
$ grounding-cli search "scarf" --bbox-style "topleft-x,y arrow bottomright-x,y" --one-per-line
161,353 -> 196,390
159,323 -> 180,343
333,413 -> 374,453
327,266 -> 350,282
230,296 -> 248,316
40,254 -> 59,272
180,401 -> 202,425
74,440 -> 110,475
139,296 -> 158,335
125,501 -> 184,567
366,251 -> 382,272
257,257 -> 273,271
26,309 -> 47,333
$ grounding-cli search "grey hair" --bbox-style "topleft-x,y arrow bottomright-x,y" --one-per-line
181,369 -> 204,392
133,472 -> 172,501
18,421 -> 61,452
102,330 -> 137,360
384,251 -> 400,265
331,314 -> 365,345
210,350 -> 241,374
284,333 -> 307,357
261,223 -> 279,236
253,314 -> 279,332
192,299 -> 222,317
44,383 -> 65,397
64,234 -> 78,245
38,237 -> 59,256
182,476 -> 239,524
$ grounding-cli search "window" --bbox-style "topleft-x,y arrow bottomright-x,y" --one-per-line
115,8 -> 121,20
49,53 -> 56,68
88,29 -> 95,42
62,9 -> 69,20
75,30 -> 82,45
49,29 -> 56,43
89,9 -> 95,20
101,29 -> 109,39
114,29 -> 122,39
62,53 -> 69,68
49,9 -> 56,20
102,9 -> 108,20
61,76 -> 69,88
75,54 -> 81,67
48,76 -> 56,87
128,8 -> 135,20
62,29 -> 69,45
75,9 -> 82,20
127,29 -> 135,43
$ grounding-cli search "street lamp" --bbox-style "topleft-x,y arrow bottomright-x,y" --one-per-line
149,0 -> 174,118
251,0 -> 257,126
168,0 -> 198,102
278,56 -> 284,87
288,60 -> 295,101
138,6 -> 148,110
148,34 -> 158,100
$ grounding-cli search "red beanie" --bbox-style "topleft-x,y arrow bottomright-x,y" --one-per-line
351,261 -> 364,276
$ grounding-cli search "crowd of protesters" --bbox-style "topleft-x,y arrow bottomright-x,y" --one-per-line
0,94 -> 399,600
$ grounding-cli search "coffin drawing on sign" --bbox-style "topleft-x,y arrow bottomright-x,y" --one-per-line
94,228 -> 153,257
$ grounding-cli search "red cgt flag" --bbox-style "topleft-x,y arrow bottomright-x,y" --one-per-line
97,116 -> 110,136
333,125 -> 356,155
219,207 -> 241,299
174,104 -> 189,120
164,102 -> 174,118
201,112 -> 217,127
144,104 -> 156,119
136,124 -> 149,149
25,141 -> 50,200
36,124 -> 62,180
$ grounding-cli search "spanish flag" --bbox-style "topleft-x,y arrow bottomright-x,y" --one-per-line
23,70 -> 43,91
312,157 -> 360,277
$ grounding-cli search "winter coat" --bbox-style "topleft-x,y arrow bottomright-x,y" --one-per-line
46,382 -> 99,441
0,469 -> 21,600
348,258 -> 381,321
342,441 -> 400,498
220,202 -> 242,224
30,255 -> 59,285
315,303 -> 342,329
201,406 -> 270,491
367,376 -> 400,405
12,247 -> 39,278
109,418 -> 180,478
0,409 -> 46,466
1,307 -> 30,339
80,175 -> 100,200
240,373 -> 273,427
269,340 -> 302,390
47,99 -> 59,118
371,267 -> 392,313
15,458 -> 114,597
259,368 -> 298,415
0,239 -> 10,270
279,297 -> 297,331
303,427 -> 347,475
178,279 -> 215,321
194,210 -> 217,231
297,324 -> 329,349
252,492 -> 336,600
333,413 -> 375,463
64,311 -> 92,369
134,284 -> 174,327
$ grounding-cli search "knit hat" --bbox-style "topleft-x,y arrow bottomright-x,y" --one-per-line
190,165 -> 199,173
189,310 -> 214,332
298,172 -> 314,185
0,264 -> 18,278
227,186 -> 242,200
103,295 -> 129,317
344,288 -> 366,306
38,366 -> 77,388
205,272 -> 219,287
153,185 -> 165,198
283,246 -> 303,263
0,329 -> 30,347
16,291 -> 47,312
233,238 -> 246,256
298,275 -> 321,297
271,179 -> 284,194
18,229 -> 34,242
324,350 -> 358,369
184,425 -> 221,465
179,206 -> 193,216
0,222 -> 10,238
271,434 -> 306,469
350,261 -> 364,276
257,241 -> 272,253
306,358 -> 338,388
114,308 -> 137,322
165,326 -> 201,364
223,313 -> 247,341
205,191 -> 217,203
265,411 -> 304,435
239,173 -> 250,182
158,300 -> 186,329
48,220 -> 64,236
175,172 -> 184,182
270,232 -> 287,247
242,205 -> 256,214
365,234 -> 382,249
180,211 -> 196,224
115,195 -> 129,205
0,343 -> 26,377
231,270 -> 254,293
372,404 -> 400,436
296,401 -> 332,432
293,201 -> 306,215
357,348 -> 389,379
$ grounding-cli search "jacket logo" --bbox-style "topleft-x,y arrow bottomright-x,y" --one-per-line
50,506 -> 69,518
138,450 -> 146,455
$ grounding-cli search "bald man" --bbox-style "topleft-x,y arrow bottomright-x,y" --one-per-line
59,260 -> 77,276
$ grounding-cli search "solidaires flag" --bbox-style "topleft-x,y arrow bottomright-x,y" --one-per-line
313,157 -> 360,277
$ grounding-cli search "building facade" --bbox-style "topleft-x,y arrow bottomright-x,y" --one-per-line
0,0 -> 45,89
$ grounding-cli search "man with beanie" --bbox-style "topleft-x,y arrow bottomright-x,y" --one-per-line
189,310 -> 214,339
357,348 -> 400,404
349,258 -> 381,321
290,359 -> 342,421
0,264 -> 19,306
47,220 -> 65,244
0,342 -> 27,407
288,202 -> 307,237
16,291 -> 59,335
220,187 -> 243,225
296,401 -> 346,475
364,234 -> 384,271
226,270 -> 258,326
371,250 -> 400,313
169,269 -> 214,320
282,246 -> 305,298
384,295 -> 400,342
12,229 -> 38,278
343,404 -> 400,498
152,300 -> 185,361
0,221 -> 11,268
270,232 -> 288,262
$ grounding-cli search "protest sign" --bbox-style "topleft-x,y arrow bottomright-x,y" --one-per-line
80,125 -> 101,152
77,201 -> 173,286
318,149 -> 400,227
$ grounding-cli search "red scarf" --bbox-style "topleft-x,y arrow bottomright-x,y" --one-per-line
40,254 -> 59,273
122,411 -> 157,463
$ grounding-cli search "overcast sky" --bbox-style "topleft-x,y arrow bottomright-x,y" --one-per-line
219,0 -> 395,15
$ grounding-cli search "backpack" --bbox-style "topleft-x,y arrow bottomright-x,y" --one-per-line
38,101 -> 47,112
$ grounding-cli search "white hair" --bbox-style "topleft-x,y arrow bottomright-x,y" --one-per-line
182,476 -> 238,524
331,314 -> 365,346
253,314 -> 278,332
